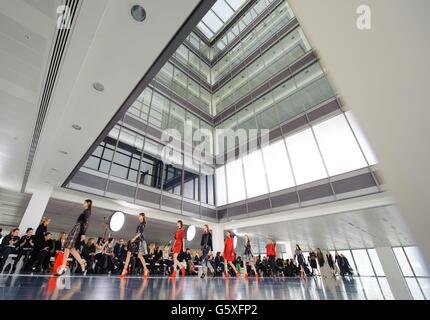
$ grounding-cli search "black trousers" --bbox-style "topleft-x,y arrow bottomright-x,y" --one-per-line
31,250 -> 51,271
0,247 -> 16,272
12,249 -> 33,271
268,256 -> 276,276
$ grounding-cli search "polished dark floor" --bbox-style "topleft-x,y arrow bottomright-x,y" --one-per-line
0,274 -> 393,300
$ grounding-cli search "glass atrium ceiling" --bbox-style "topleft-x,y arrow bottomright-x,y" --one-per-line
196,0 -> 247,40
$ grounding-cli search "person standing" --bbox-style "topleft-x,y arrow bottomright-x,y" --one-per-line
266,239 -> 277,277
200,224 -> 212,279
316,248 -> 328,278
243,235 -> 258,279
57,199 -> 92,275
223,231 -> 238,279
294,244 -> 307,280
308,249 -> 319,276
171,220 -> 186,278
120,213 -> 149,277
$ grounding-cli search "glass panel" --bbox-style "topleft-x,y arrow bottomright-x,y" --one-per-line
345,110 -> 378,165
377,277 -> 394,300
139,140 -> 163,189
406,278 -> 425,300
201,164 -> 215,205
242,150 -> 268,198
393,247 -> 414,276
284,128 -> 327,185
225,158 -> 246,203
367,249 -> 385,276
352,249 -> 375,276
313,114 -> 367,176
262,139 -> 295,192
183,160 -> 200,201
417,278 -> 430,300
403,246 -> 430,277
215,166 -> 227,206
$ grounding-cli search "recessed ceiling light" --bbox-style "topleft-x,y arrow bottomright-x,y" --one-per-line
24,34 -> 30,40
59,150 -> 68,155
93,82 -> 104,92
72,124 -> 82,130
131,4 -> 146,22
51,168 -> 57,171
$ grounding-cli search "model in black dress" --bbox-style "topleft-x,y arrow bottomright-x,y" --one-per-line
200,224 -> 212,278
119,212 -> 149,277
243,235 -> 258,278
57,199 -> 92,275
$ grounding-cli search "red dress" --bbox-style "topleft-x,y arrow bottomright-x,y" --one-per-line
173,228 -> 184,254
266,244 -> 276,257
223,237 -> 235,262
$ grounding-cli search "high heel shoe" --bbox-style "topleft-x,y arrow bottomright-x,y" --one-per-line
225,273 -> 229,279
235,272 -> 239,278
144,269 -> 149,277
79,262 -> 87,276
56,265 -> 67,276
245,273 -> 249,279
180,268 -> 186,277
170,271 -> 176,279
118,270 -> 128,278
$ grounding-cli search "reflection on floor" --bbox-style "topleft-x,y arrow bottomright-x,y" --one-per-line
0,275 -> 394,300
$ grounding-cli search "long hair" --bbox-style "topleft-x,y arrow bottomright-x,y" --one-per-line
85,199 -> 92,209
139,212 -> 146,226
177,220 -> 183,228
203,224 -> 209,233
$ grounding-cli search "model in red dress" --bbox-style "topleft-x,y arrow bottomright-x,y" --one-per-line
223,231 -> 239,279
171,220 -> 186,278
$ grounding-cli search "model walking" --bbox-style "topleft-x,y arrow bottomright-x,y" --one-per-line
200,224 -> 212,279
243,235 -> 258,279
265,239 -> 277,277
294,244 -> 307,280
57,199 -> 92,275
120,212 -> 149,277
223,231 -> 238,279
171,220 -> 185,278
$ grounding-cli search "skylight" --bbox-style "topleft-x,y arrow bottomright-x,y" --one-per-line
197,0 -> 247,40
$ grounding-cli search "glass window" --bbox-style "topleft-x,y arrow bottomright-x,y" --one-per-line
393,247 -> 414,276
337,250 -> 357,272
367,249 -> 385,276
345,111 -> 378,166
352,249 -> 375,276
406,278 -> 425,300
404,246 -> 430,277
242,150 -> 268,198
163,162 -> 183,196
215,166 -> 227,206
226,158 -> 246,203
262,139 -> 295,192
139,140 -> 163,189
417,278 -> 430,300
313,114 -> 367,176
284,128 -> 327,185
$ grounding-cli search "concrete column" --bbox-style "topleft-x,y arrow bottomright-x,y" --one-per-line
18,186 -> 52,235
376,247 -> 413,300
211,223 -> 225,253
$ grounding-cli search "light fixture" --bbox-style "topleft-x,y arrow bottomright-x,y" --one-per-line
51,168 -> 57,171
59,150 -> 68,155
186,224 -> 196,241
72,124 -> 82,130
93,82 -> 104,92
131,4 -> 146,22
109,211 -> 125,232
233,235 -> 238,249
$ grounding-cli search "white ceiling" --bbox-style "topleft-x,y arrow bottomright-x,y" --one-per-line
235,205 -> 415,251
0,0 -> 60,191
0,0 -> 201,193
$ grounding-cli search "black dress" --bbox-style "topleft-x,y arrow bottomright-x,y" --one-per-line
128,222 -> 146,254
64,209 -> 91,249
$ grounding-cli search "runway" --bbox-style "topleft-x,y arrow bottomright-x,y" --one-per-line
0,274 -> 393,300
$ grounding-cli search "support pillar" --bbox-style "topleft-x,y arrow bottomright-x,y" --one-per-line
18,186 -> 52,235
211,223 -> 225,254
376,246 -> 413,300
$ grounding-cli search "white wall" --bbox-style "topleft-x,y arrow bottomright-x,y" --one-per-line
288,0 -> 430,267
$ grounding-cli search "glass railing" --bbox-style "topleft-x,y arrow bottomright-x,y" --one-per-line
214,42 -> 307,114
